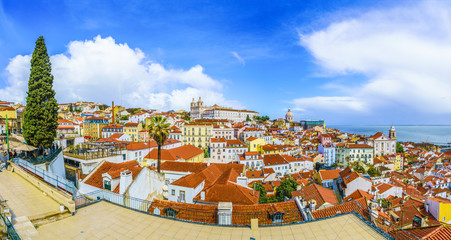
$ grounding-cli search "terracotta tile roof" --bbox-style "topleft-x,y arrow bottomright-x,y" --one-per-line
232,200 -> 303,225
83,160 -> 142,190
263,154 -> 288,166
312,198 -> 368,219
194,181 -> 259,205
348,143 -> 373,149
374,183 -> 398,194
319,169 -> 341,181
126,141 -> 157,151
148,199 -> 218,224
343,189 -> 374,202
391,205 -> 423,227
292,184 -> 338,208
211,137 -> 226,143
342,171 -> 371,184
144,145 -> 203,161
226,139 -> 246,147
400,224 -> 451,240
160,161 -> 208,173
171,172 -> 205,188
246,170 -> 264,178
124,122 -> 139,127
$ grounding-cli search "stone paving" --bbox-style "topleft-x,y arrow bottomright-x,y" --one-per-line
0,170 -> 61,219
36,201 -> 386,240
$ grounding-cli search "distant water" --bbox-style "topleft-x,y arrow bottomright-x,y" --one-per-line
328,125 -> 451,144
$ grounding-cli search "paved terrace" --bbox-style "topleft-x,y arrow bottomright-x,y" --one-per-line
36,201 -> 387,240
0,170 -> 61,219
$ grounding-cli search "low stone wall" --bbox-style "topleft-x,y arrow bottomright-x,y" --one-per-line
11,163 -> 76,213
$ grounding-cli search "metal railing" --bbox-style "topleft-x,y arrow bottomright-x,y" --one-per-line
21,148 -> 62,165
13,158 -> 77,197
75,190 -> 152,212
0,213 -> 20,240
74,190 -> 422,239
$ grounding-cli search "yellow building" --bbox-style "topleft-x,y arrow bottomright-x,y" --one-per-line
426,197 -> 451,224
259,144 -> 284,155
393,154 -> 403,171
182,123 -> 212,149
246,137 -> 266,152
83,117 -> 109,141
0,106 -> 17,119
143,145 -> 204,166
123,122 -> 142,142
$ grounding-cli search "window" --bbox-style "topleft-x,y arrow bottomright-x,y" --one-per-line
164,208 -> 178,218
180,190 -> 186,202
103,180 -> 111,190
271,212 -> 284,223
172,189 -> 175,195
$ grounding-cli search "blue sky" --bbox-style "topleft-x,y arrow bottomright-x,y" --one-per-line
1,0 -> 451,125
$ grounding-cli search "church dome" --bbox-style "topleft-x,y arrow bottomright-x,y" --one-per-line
285,108 -> 293,122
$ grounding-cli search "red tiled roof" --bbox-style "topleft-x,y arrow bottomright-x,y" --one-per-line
312,198 -> 368,219
292,184 -> 338,208
232,200 -> 303,225
319,169 -> 341,181
400,224 -> 451,240
343,189 -> 374,202
211,137 -> 226,143
84,161 -> 142,190
124,122 -> 139,127
148,199 -> 218,224
160,161 -> 208,173
144,145 -> 203,161
263,154 -> 288,166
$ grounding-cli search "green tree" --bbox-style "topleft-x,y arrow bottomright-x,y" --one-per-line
204,149 -> 210,158
69,103 -> 73,112
147,116 -> 170,173
120,115 -> 129,120
367,167 -> 378,177
246,115 -> 251,121
23,36 -> 58,148
253,182 -> 267,204
396,142 -> 404,153
275,178 -> 298,202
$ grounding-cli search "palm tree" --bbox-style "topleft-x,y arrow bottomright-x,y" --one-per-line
147,116 -> 170,173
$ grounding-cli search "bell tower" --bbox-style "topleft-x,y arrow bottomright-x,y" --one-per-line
389,125 -> 396,140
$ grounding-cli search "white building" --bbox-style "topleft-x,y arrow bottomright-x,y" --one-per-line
371,183 -> 402,199
190,97 -> 258,122
241,128 -> 265,142
210,138 -> 247,163
129,112 -> 151,123
212,125 -> 234,139
238,152 -> 264,170
367,126 -> 397,157
263,154 -> 290,177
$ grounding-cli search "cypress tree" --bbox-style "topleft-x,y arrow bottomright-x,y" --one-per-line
23,36 -> 58,148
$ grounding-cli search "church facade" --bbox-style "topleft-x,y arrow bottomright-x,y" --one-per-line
367,126 -> 397,157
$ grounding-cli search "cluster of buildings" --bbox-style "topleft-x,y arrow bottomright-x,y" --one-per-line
3,97 -> 451,234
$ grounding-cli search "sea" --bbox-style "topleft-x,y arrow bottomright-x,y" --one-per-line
328,125 -> 451,145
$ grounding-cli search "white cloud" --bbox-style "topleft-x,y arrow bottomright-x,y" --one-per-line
231,51 -> 245,66
295,1 -> 451,119
1,35 -> 240,111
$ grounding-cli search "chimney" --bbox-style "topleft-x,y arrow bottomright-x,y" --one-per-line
201,191 -> 205,200
218,202 -> 233,225
119,169 -> 133,194
112,101 -> 115,124
309,199 -> 316,211
236,176 -> 248,187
